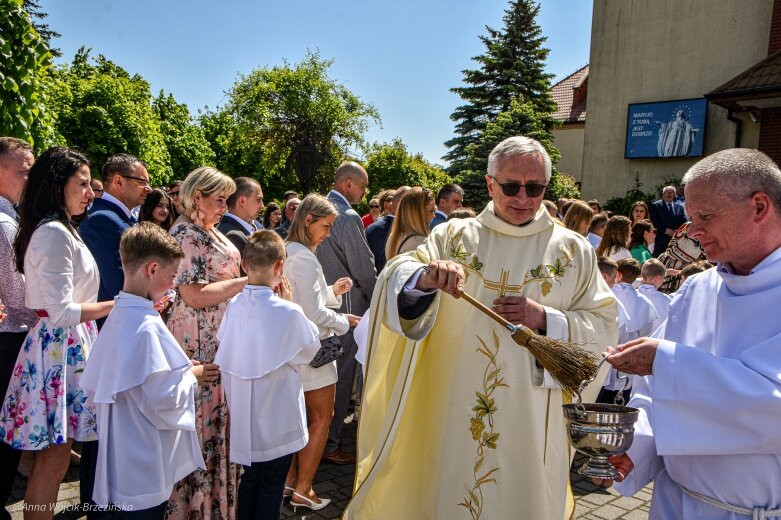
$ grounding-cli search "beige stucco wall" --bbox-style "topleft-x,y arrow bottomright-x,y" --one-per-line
581,0 -> 772,201
552,123 -> 585,182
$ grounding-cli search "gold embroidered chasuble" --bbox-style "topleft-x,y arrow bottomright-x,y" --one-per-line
343,203 -> 618,520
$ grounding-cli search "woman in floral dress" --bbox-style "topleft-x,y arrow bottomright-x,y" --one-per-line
165,167 -> 246,520
0,147 -> 113,520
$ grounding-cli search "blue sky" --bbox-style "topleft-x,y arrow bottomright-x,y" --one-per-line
42,0 -> 592,166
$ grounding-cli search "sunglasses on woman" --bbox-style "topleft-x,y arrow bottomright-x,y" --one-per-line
491,177 -> 547,198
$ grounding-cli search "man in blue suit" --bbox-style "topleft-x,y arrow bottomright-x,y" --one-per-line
366,185 -> 409,273
80,154 -> 151,304
649,185 -> 687,257
429,183 -> 464,230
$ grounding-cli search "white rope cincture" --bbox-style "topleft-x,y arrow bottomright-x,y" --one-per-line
681,485 -> 781,520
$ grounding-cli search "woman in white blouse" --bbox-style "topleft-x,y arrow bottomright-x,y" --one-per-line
1,147 -> 113,520
283,194 -> 360,511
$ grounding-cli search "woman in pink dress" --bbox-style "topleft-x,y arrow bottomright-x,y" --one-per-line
165,167 -> 246,520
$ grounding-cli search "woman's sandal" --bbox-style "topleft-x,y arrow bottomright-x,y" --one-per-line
290,491 -> 331,512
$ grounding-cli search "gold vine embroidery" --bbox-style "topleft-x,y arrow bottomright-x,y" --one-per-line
444,223 -> 576,296
459,330 -> 507,519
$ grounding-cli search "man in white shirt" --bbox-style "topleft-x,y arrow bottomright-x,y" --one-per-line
0,137 -> 36,520
605,148 -> 781,519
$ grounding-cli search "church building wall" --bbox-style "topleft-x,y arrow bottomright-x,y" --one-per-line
552,123 -> 585,182
581,0 -> 770,201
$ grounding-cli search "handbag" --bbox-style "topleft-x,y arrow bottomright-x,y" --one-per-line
310,335 -> 344,368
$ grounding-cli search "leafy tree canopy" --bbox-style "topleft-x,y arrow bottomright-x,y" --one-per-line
49,48 -> 210,185
217,50 -> 380,197
152,91 -> 215,179
0,0 -> 57,150
365,138 -> 451,197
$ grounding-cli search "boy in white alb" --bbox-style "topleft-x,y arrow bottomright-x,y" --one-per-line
637,259 -> 672,333
598,258 -> 657,403
80,223 -> 205,519
214,230 -> 320,520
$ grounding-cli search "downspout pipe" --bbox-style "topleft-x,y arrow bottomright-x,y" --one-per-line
726,109 -> 742,148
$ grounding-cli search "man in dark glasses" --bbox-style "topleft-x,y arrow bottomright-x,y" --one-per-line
345,136 -> 618,520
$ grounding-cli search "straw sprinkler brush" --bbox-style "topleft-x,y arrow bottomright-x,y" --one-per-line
458,291 -> 599,394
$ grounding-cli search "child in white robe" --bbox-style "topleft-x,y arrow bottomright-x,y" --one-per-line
214,230 -> 320,520
637,259 -> 672,333
80,223 -> 205,519
597,257 -> 657,403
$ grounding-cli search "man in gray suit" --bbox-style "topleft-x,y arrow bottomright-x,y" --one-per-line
316,161 -> 376,464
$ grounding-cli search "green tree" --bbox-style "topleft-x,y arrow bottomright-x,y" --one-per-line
50,48 -> 172,184
221,50 -> 380,195
444,0 -> 556,175
0,0 -> 57,149
365,139 -> 451,196
152,91 -> 215,179
23,0 -> 61,57
458,98 -> 578,208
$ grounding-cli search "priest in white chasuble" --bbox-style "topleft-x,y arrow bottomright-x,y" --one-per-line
607,149 -> 781,519
343,136 -> 618,520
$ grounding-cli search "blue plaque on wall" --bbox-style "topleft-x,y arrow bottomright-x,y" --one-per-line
625,98 -> 707,159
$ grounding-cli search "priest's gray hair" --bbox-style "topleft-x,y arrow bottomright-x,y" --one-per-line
682,148 -> 781,210
487,136 -> 552,182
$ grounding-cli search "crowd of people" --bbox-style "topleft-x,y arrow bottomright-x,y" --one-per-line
0,134 -> 779,520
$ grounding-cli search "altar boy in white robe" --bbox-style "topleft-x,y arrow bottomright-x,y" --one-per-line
80,223 -> 205,519
214,230 -> 320,520
605,148 -> 781,519
637,259 -> 671,333
598,258 -> 657,403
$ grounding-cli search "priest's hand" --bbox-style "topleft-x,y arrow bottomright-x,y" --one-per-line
191,360 -> 220,385
605,338 -> 658,376
491,295 -> 546,331
416,260 -> 465,297
591,454 -> 634,488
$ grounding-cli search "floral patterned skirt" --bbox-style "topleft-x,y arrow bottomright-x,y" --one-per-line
0,318 -> 98,449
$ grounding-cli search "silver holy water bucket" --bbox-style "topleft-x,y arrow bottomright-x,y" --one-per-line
562,359 -> 639,479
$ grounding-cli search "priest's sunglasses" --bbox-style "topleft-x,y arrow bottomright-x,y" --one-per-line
491,177 -> 547,198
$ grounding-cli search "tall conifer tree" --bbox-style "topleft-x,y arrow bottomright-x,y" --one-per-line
444,0 -> 556,175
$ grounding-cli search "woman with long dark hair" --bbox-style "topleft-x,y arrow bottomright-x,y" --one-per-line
1,147 -> 113,520
262,202 -> 282,230
628,200 -> 649,225
139,188 -> 176,230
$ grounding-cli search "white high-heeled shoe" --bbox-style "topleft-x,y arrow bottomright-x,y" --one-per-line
290,491 -> 331,512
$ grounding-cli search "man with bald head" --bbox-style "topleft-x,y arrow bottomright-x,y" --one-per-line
367,185 -> 410,272
316,161 -> 376,465
605,148 -> 781,519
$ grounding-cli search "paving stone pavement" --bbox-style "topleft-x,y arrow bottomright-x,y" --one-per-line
6,418 -> 653,520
